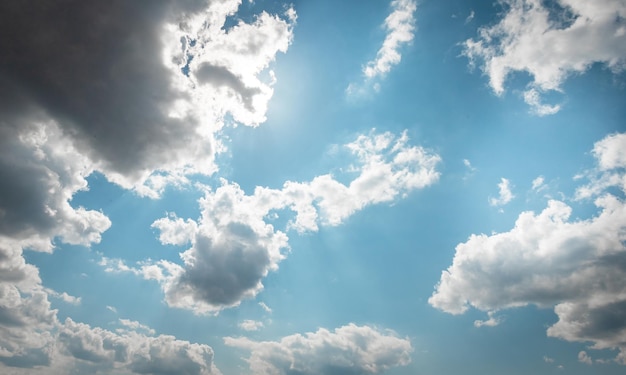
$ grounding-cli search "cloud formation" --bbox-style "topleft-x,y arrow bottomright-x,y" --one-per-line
430,132 -> 626,363
464,0 -> 626,113
107,130 -> 440,314
488,178 -> 514,207
0,0 -> 296,371
225,324 -> 412,375
0,0 -> 295,197
347,0 -> 417,95
363,0 -> 417,79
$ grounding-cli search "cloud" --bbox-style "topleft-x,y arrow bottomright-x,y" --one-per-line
58,318 -> 221,374
488,178 -> 515,207
0,234 -> 222,373
464,0 -> 626,113
0,0 -> 295,197
0,2 -> 297,370
578,350 -> 592,365
138,130 -> 440,314
118,319 -> 156,336
347,0 -> 416,95
239,320 -> 264,332
363,0 -> 417,79
45,289 -> 82,306
224,323 -> 412,375
523,88 -> 561,116
575,132 -> 626,200
531,176 -> 545,191
473,311 -> 502,328
258,302 -> 272,314
0,121 -> 110,252
430,132 -> 626,363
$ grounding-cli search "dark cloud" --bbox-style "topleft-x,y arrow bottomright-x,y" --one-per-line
0,0 -> 207,179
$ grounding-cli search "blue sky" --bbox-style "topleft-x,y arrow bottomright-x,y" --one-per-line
1,0 -> 626,374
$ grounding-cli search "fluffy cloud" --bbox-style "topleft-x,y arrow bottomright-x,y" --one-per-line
0,121 -> 110,251
137,130 -> 440,314
224,324 -> 412,375
464,0 -> 626,113
58,318 -> 220,375
0,0 -> 295,197
0,1 -> 295,370
430,132 -> 626,363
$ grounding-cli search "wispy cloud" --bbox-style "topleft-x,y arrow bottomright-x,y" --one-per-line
489,178 -> 515,207
347,0 -> 417,96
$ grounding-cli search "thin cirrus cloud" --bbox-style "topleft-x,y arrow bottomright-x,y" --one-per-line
224,324 -> 413,375
103,130 -> 441,314
463,0 -> 626,115
430,131 -> 626,364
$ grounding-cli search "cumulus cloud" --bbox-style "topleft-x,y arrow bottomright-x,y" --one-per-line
488,178 -> 514,207
0,0 -> 295,197
135,130 -> 439,314
0,1 -> 297,370
225,323 -> 412,375
430,132 -> 626,363
239,320 -> 264,332
464,0 -> 626,113
58,318 -> 220,374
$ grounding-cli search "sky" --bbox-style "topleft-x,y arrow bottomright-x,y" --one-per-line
0,0 -> 625,374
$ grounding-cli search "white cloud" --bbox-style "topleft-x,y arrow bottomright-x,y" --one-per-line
489,178 -> 515,207
531,176 -> 545,191
45,289 -> 81,306
133,130 -> 440,314
473,311 -> 502,327
523,88 -> 561,116
224,324 -> 412,375
578,350 -> 592,365
258,302 -> 272,313
239,320 -> 264,332
593,132 -> 626,171
430,132 -> 626,363
347,0 -> 416,96
464,0 -> 626,113
543,355 -> 554,363
58,318 -> 221,374
363,0 -> 417,79
576,133 -> 626,200
118,319 -> 156,336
